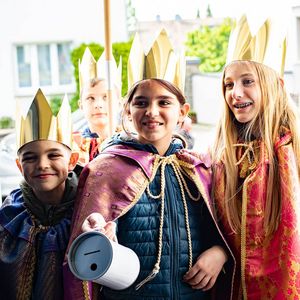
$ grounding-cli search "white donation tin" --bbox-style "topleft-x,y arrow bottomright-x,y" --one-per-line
68,231 -> 140,290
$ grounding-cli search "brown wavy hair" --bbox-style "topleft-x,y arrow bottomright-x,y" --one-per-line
121,78 -> 186,135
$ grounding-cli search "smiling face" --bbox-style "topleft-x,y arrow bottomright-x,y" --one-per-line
16,140 -> 77,205
223,61 -> 262,124
127,79 -> 189,155
79,79 -> 110,135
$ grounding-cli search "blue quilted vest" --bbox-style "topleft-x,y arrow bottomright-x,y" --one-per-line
101,137 -> 221,300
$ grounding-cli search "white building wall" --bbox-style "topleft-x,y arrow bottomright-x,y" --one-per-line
191,71 -> 297,126
192,73 -> 223,125
291,4 -> 300,95
1,0 -> 300,121
0,0 -> 128,118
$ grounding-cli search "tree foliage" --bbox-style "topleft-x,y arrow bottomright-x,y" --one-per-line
0,116 -> 14,129
49,97 -> 61,115
70,40 -> 132,111
206,5 -> 212,17
185,18 -> 233,73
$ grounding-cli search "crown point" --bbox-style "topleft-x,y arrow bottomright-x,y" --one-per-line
79,46 -> 122,92
128,28 -> 185,91
226,12 -> 287,76
16,89 -> 73,151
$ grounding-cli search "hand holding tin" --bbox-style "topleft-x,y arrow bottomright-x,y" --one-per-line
82,212 -> 117,242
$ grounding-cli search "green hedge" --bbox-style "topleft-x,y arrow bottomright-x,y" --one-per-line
0,117 -> 14,129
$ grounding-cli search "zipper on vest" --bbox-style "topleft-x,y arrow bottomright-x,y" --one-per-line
165,168 -> 180,300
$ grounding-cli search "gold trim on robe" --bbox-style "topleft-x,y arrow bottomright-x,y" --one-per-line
214,131 -> 300,299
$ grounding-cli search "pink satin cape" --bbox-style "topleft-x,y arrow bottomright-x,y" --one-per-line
64,145 -> 235,300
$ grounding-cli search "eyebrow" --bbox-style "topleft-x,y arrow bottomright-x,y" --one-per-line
22,148 -> 63,156
157,95 -> 175,100
133,95 -> 147,100
133,95 -> 175,100
240,73 -> 254,78
83,93 -> 95,98
224,73 -> 255,81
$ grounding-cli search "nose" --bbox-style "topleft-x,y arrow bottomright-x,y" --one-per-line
94,97 -> 104,109
145,103 -> 159,117
232,83 -> 244,100
37,156 -> 50,170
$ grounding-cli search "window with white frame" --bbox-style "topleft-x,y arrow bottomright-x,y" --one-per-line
16,45 -> 32,87
15,42 -> 73,92
37,44 -> 52,86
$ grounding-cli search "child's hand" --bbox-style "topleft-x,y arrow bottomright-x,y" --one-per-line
82,212 -> 106,232
183,245 -> 228,291
103,221 -> 118,242
81,213 -> 117,242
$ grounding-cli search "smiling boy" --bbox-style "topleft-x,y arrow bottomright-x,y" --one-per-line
0,89 -> 78,299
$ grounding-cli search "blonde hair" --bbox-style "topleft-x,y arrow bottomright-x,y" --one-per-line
79,78 -> 121,102
212,60 -> 300,236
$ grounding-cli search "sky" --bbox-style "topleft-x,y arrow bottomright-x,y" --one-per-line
132,0 -> 243,20
131,0 -> 292,21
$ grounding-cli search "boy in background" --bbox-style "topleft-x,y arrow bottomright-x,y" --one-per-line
73,47 -> 122,172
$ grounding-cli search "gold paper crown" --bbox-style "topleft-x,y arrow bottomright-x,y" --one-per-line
226,14 -> 287,76
128,29 -> 186,91
78,47 -> 122,92
16,89 -> 73,151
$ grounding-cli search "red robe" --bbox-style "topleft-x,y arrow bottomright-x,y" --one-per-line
214,130 -> 300,299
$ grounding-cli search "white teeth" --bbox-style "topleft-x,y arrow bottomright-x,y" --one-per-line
234,102 -> 252,109
143,122 -> 162,125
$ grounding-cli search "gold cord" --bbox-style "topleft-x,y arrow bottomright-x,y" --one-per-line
17,215 -> 50,300
82,280 -> 91,300
233,142 -> 255,167
233,142 -> 259,178
135,154 -> 200,290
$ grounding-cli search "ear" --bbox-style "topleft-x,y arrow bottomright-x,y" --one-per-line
125,107 -> 132,121
15,158 -> 23,174
178,103 -> 190,124
68,152 -> 79,171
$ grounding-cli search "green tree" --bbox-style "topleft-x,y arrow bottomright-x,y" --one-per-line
70,40 -> 132,111
185,18 -> 233,73
206,5 -> 212,18
0,116 -> 14,129
126,0 -> 137,33
49,96 -> 63,116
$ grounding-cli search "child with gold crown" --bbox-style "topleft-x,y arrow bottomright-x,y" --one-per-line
72,47 -> 122,174
64,29 -> 235,300
0,89 -> 79,299
212,12 -> 300,299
